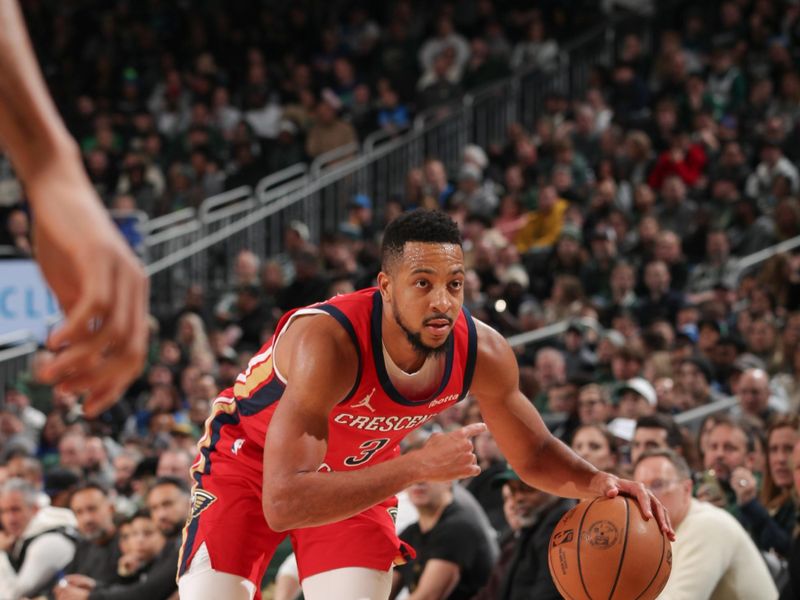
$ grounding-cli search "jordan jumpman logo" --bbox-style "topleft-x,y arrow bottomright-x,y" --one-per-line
352,387 -> 377,412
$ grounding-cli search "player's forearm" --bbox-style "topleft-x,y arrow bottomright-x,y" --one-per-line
520,434 -> 607,499
0,0 -> 80,185
263,453 -> 421,531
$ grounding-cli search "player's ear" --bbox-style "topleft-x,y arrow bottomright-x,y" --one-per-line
377,271 -> 391,302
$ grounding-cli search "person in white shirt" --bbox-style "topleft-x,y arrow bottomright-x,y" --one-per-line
0,478 -> 77,600
634,449 -> 777,600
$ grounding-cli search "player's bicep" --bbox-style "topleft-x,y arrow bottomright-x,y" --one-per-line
262,316 -> 357,483
470,321 -> 551,473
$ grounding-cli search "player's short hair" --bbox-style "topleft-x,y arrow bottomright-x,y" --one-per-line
381,209 -> 462,271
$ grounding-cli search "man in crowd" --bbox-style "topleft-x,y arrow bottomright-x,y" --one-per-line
54,482 -> 121,591
473,468 -> 573,599
634,449 -> 776,599
55,477 -> 190,600
393,478 -> 495,599
0,478 -> 77,598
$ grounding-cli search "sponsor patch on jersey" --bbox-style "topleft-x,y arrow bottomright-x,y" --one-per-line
387,506 -> 398,525
190,489 -> 217,519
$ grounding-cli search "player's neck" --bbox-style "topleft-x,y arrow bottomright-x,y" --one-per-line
382,314 -> 428,373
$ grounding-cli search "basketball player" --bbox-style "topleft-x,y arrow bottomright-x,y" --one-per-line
0,0 -> 148,416
177,211 -> 674,600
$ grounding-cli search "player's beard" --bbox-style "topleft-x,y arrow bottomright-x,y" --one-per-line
393,305 -> 451,358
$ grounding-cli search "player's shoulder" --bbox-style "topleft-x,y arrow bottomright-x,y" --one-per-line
279,311 -> 359,368
471,317 -> 515,373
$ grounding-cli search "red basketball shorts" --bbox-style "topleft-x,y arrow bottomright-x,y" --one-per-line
177,416 -> 413,587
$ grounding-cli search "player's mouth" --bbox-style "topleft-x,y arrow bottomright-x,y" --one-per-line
424,318 -> 452,336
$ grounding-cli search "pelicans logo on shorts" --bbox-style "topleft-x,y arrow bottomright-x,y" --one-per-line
190,489 -> 218,520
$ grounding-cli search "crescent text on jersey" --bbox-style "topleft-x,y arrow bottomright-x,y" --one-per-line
333,413 -> 436,432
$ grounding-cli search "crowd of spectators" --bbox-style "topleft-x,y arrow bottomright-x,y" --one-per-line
6,0 -> 800,598
0,0 -> 601,256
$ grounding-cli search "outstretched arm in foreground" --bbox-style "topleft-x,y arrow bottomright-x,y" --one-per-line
0,0 -> 148,416
471,320 -> 675,540
262,314 -> 486,531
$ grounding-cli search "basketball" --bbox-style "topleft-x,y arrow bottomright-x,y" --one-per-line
548,496 -> 671,600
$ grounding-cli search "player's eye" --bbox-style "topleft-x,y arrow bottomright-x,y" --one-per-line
415,280 -> 429,288
449,280 -> 463,290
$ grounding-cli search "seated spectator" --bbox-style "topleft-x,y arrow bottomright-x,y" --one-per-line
472,468 -> 573,600
57,483 -> 121,591
417,49 -> 464,111
733,415 -> 798,559
514,185 -> 568,253
394,479 -> 494,599
703,415 -> 758,514
735,368 -> 782,426
55,477 -> 190,600
634,449 -> 777,600
615,377 -> 657,420
466,430 -> 508,533
305,96 -> 358,160
686,230 -> 743,298
0,478 -> 78,599
570,424 -> 618,472
630,414 -> 685,465
577,383 -> 613,426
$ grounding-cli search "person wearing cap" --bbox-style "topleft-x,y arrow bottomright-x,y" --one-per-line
472,468 -> 573,600
515,185 -> 568,253
615,377 -> 657,420
339,194 -> 375,242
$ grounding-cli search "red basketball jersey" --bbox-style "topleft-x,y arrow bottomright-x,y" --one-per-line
202,287 -> 477,476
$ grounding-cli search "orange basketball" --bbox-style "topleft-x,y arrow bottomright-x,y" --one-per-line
548,496 -> 671,600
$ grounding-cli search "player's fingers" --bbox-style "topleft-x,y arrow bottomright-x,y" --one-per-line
47,259 -> 113,351
651,493 -> 670,534
82,380 -> 126,419
459,422 -> 488,438
634,484 -> 653,520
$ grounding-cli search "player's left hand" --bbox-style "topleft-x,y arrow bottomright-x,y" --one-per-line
30,158 -> 149,418
599,473 -> 676,542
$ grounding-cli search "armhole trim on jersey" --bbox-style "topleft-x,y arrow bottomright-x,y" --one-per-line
316,304 -> 363,403
459,306 -> 478,401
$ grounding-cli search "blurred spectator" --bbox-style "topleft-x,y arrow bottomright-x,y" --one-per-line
394,480 -> 493,599
59,483 -> 121,588
634,449 -> 777,600
305,97 -> 358,160
570,424 -> 618,472
0,478 -> 77,599
472,468 -> 572,600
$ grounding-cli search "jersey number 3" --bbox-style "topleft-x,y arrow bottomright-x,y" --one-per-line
344,438 -> 390,466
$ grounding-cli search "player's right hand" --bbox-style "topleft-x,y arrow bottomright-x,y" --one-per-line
30,157 -> 149,418
411,422 -> 487,482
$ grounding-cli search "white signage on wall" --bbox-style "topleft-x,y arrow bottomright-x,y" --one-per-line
0,260 -> 61,342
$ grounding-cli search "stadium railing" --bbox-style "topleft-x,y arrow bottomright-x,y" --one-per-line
140,11 -> 641,315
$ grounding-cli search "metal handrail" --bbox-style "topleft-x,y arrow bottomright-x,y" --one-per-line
674,397 -> 738,430
254,163 -> 308,201
197,186 -> 252,220
143,219 -> 201,247
309,142 -> 360,178
141,207 -> 196,235
738,234 -> 800,270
